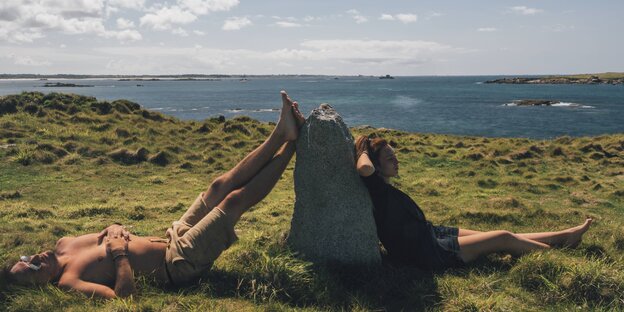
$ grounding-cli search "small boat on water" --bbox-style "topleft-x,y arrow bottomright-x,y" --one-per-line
379,74 -> 394,79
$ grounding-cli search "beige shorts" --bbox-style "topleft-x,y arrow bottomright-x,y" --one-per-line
165,193 -> 238,285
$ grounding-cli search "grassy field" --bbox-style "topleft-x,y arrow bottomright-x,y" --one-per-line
553,72 -> 624,80
1,92 -> 623,311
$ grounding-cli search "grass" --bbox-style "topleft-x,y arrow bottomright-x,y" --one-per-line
549,72 -> 624,80
1,92 -> 623,311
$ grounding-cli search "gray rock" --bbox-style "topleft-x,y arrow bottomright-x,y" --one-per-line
288,104 -> 381,266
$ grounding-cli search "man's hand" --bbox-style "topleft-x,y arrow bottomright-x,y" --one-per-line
97,224 -> 130,245
105,235 -> 128,260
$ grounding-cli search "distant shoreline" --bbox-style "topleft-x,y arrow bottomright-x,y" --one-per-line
1,72 -> 622,80
485,72 -> 624,85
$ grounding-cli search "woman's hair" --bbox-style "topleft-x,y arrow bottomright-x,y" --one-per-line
355,135 -> 388,167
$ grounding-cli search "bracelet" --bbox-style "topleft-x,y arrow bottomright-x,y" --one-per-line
113,253 -> 128,261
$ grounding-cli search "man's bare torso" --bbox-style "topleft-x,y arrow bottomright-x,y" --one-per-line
55,233 -> 169,286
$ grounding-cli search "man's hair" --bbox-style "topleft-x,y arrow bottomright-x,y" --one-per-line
0,264 -> 15,289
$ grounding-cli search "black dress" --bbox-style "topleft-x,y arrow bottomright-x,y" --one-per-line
361,172 -> 463,270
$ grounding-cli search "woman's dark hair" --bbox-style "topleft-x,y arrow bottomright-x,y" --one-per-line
355,135 -> 389,167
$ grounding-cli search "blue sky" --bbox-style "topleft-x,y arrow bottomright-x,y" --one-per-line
1,0 -> 622,75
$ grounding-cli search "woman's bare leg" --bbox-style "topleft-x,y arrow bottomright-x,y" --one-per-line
516,218 -> 593,247
458,230 -> 551,263
457,218 -> 593,247
458,229 -> 483,236
201,91 -> 299,208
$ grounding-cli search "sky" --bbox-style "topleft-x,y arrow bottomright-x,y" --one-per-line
0,0 -> 622,75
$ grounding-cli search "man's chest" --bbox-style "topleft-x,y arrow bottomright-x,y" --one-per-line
59,237 -> 116,284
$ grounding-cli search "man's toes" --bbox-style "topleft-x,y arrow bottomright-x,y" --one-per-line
281,91 -> 292,107
292,102 -> 305,125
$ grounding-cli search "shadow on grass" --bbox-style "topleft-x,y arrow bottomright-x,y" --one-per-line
194,262 -> 441,311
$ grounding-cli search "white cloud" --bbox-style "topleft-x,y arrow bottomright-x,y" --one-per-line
379,13 -> 418,24
275,21 -> 301,28
140,6 -> 197,30
346,9 -> 368,24
477,27 -> 497,32
178,0 -> 239,15
116,18 -> 135,29
108,0 -> 145,10
222,16 -> 251,30
172,27 -> 189,36
265,39 -> 461,65
0,0 -> 144,42
95,39 -> 461,69
102,29 -> 142,41
511,6 -> 543,15
193,30 -> 205,35
4,54 -> 50,66
425,12 -> 443,20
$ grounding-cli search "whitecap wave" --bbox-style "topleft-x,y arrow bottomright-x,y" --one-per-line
551,102 -> 595,108
502,101 -> 594,108
226,108 -> 279,113
392,95 -> 424,108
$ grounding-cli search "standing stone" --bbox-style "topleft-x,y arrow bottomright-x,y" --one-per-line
288,104 -> 381,266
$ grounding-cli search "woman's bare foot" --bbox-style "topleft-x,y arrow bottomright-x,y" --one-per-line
292,101 -> 305,127
275,91 -> 299,141
563,218 -> 593,248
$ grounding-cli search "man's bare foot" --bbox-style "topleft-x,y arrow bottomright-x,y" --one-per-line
275,91 -> 298,141
563,218 -> 593,248
292,101 -> 305,127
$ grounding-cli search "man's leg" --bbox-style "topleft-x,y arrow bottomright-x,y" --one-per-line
165,97 -> 304,285
215,141 -> 296,224
179,91 -> 300,226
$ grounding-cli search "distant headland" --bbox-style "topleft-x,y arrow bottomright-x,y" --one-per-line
485,72 -> 624,85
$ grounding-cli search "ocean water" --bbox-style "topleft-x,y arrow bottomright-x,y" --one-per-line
1,76 -> 623,139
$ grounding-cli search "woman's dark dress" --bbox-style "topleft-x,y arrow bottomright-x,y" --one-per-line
361,172 -> 463,270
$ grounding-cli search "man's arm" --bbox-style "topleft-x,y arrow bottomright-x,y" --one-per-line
58,254 -> 136,299
58,276 -> 116,299
106,234 -> 137,298
111,254 -> 136,298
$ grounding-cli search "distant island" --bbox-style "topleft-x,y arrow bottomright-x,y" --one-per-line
41,82 -> 94,87
0,74 -> 349,80
486,72 -> 624,85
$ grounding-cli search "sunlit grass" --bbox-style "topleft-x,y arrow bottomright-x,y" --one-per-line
1,92 -> 623,311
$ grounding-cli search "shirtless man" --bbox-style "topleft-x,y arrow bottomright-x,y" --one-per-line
4,91 -> 306,299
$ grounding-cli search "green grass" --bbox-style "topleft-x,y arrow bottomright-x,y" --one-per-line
1,92 -> 623,311
550,72 -> 624,80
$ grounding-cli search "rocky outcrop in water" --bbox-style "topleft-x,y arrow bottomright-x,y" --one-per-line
288,104 -> 381,266
507,99 -> 560,106
485,76 -> 624,85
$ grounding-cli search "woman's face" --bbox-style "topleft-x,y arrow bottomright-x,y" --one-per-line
377,145 -> 399,178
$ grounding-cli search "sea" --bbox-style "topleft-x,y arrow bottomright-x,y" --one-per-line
1,76 -> 623,139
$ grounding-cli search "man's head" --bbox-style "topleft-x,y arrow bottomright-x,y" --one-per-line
7,250 -> 60,286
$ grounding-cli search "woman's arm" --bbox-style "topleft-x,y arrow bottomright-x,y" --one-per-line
357,152 -> 375,177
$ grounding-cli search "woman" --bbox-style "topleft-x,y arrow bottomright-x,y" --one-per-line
355,136 -> 592,270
